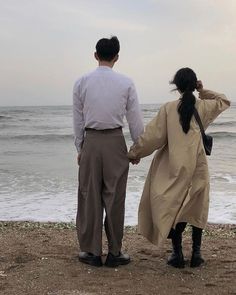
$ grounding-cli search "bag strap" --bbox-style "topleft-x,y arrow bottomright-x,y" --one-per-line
193,108 -> 206,137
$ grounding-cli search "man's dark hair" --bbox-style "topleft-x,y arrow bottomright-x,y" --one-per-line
95,36 -> 120,61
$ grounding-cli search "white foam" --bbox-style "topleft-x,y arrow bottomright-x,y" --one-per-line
0,189 -> 236,225
0,192 -> 77,223
208,191 -> 236,224
211,173 -> 236,184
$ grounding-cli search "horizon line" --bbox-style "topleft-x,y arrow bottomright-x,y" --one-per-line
1,100 -> 235,108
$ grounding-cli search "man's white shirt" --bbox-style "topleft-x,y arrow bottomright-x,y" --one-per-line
73,66 -> 144,152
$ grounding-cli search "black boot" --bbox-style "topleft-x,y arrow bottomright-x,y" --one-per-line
190,226 -> 205,267
167,223 -> 186,268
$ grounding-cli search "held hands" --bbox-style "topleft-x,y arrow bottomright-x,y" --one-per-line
196,80 -> 203,92
130,158 -> 140,165
128,144 -> 140,165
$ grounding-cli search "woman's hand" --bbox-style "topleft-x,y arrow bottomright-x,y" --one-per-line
196,80 -> 203,91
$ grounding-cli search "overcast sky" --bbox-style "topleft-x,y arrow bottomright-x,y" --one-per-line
0,0 -> 235,106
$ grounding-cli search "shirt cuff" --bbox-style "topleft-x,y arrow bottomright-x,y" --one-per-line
74,137 -> 82,153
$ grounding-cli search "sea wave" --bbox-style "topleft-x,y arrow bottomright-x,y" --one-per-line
211,174 -> 236,184
0,124 -> 22,129
19,118 -> 31,122
209,131 -> 236,138
0,115 -> 12,120
0,134 -> 73,142
211,121 -> 236,127
4,109 -> 37,114
1,131 -> 235,142
0,115 -> 31,122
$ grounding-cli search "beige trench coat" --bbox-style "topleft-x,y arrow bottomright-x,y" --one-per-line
128,89 -> 230,248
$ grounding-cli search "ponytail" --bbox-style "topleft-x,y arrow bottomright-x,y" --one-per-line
178,90 -> 196,133
170,67 -> 197,134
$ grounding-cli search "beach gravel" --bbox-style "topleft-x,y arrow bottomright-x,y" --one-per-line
0,222 -> 235,295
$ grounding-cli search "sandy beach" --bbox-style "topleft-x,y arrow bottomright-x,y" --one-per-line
0,222 -> 235,295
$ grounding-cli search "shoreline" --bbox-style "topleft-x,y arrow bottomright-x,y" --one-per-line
0,220 -> 236,235
1,221 -> 236,295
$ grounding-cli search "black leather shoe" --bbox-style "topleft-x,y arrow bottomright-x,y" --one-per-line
78,252 -> 103,267
104,252 -> 130,267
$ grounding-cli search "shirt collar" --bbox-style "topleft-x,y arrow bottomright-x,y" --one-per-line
96,66 -> 113,71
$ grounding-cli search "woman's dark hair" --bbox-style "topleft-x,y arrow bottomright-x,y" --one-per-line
170,67 -> 197,134
96,36 -> 120,61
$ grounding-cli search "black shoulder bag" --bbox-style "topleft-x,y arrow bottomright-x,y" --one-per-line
193,108 -> 213,156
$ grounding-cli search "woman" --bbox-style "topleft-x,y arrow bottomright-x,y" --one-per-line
128,68 -> 230,268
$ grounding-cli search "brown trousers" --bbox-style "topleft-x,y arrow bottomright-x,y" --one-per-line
76,128 -> 129,256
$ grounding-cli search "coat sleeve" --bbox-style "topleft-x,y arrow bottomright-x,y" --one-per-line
128,105 -> 167,159
199,89 -> 231,128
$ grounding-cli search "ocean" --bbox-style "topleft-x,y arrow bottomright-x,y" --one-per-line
0,103 -> 235,225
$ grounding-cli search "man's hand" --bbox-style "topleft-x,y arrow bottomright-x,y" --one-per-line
77,153 -> 81,166
130,158 -> 140,165
196,80 -> 203,92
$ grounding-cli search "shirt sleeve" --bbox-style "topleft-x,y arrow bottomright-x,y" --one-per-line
128,105 -> 167,159
199,89 -> 231,128
125,82 -> 144,143
73,79 -> 85,153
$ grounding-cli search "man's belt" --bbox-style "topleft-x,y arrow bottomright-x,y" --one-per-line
85,127 -> 122,131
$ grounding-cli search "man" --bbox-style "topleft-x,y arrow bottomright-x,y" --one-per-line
73,36 -> 143,267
